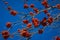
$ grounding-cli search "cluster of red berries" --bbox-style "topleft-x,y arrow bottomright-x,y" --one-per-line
0,0 -> 60,40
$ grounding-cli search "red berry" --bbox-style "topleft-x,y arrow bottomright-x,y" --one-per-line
45,4 -> 49,8
34,22 -> 39,27
27,23 -> 32,28
30,12 -> 34,16
25,32 -> 31,37
47,17 -> 53,25
33,8 -> 39,14
24,4 -> 29,8
6,22 -> 11,28
32,18 -> 39,23
32,18 -> 40,27
20,29 -> 27,37
20,29 -> 31,37
46,13 -> 50,17
23,20 -> 29,24
30,4 -> 34,8
7,6 -> 12,10
2,30 -> 10,39
38,29 -> 43,34
56,4 -> 60,9
42,1 -> 47,6
42,1 -> 49,8
41,17 -> 47,23
10,10 -> 17,16
18,29 -> 21,33
43,10 -> 48,14
41,17 -> 47,26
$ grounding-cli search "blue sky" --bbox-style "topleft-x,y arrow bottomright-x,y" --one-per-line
0,0 -> 60,40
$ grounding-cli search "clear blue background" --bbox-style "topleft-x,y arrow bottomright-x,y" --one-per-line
0,0 -> 60,40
